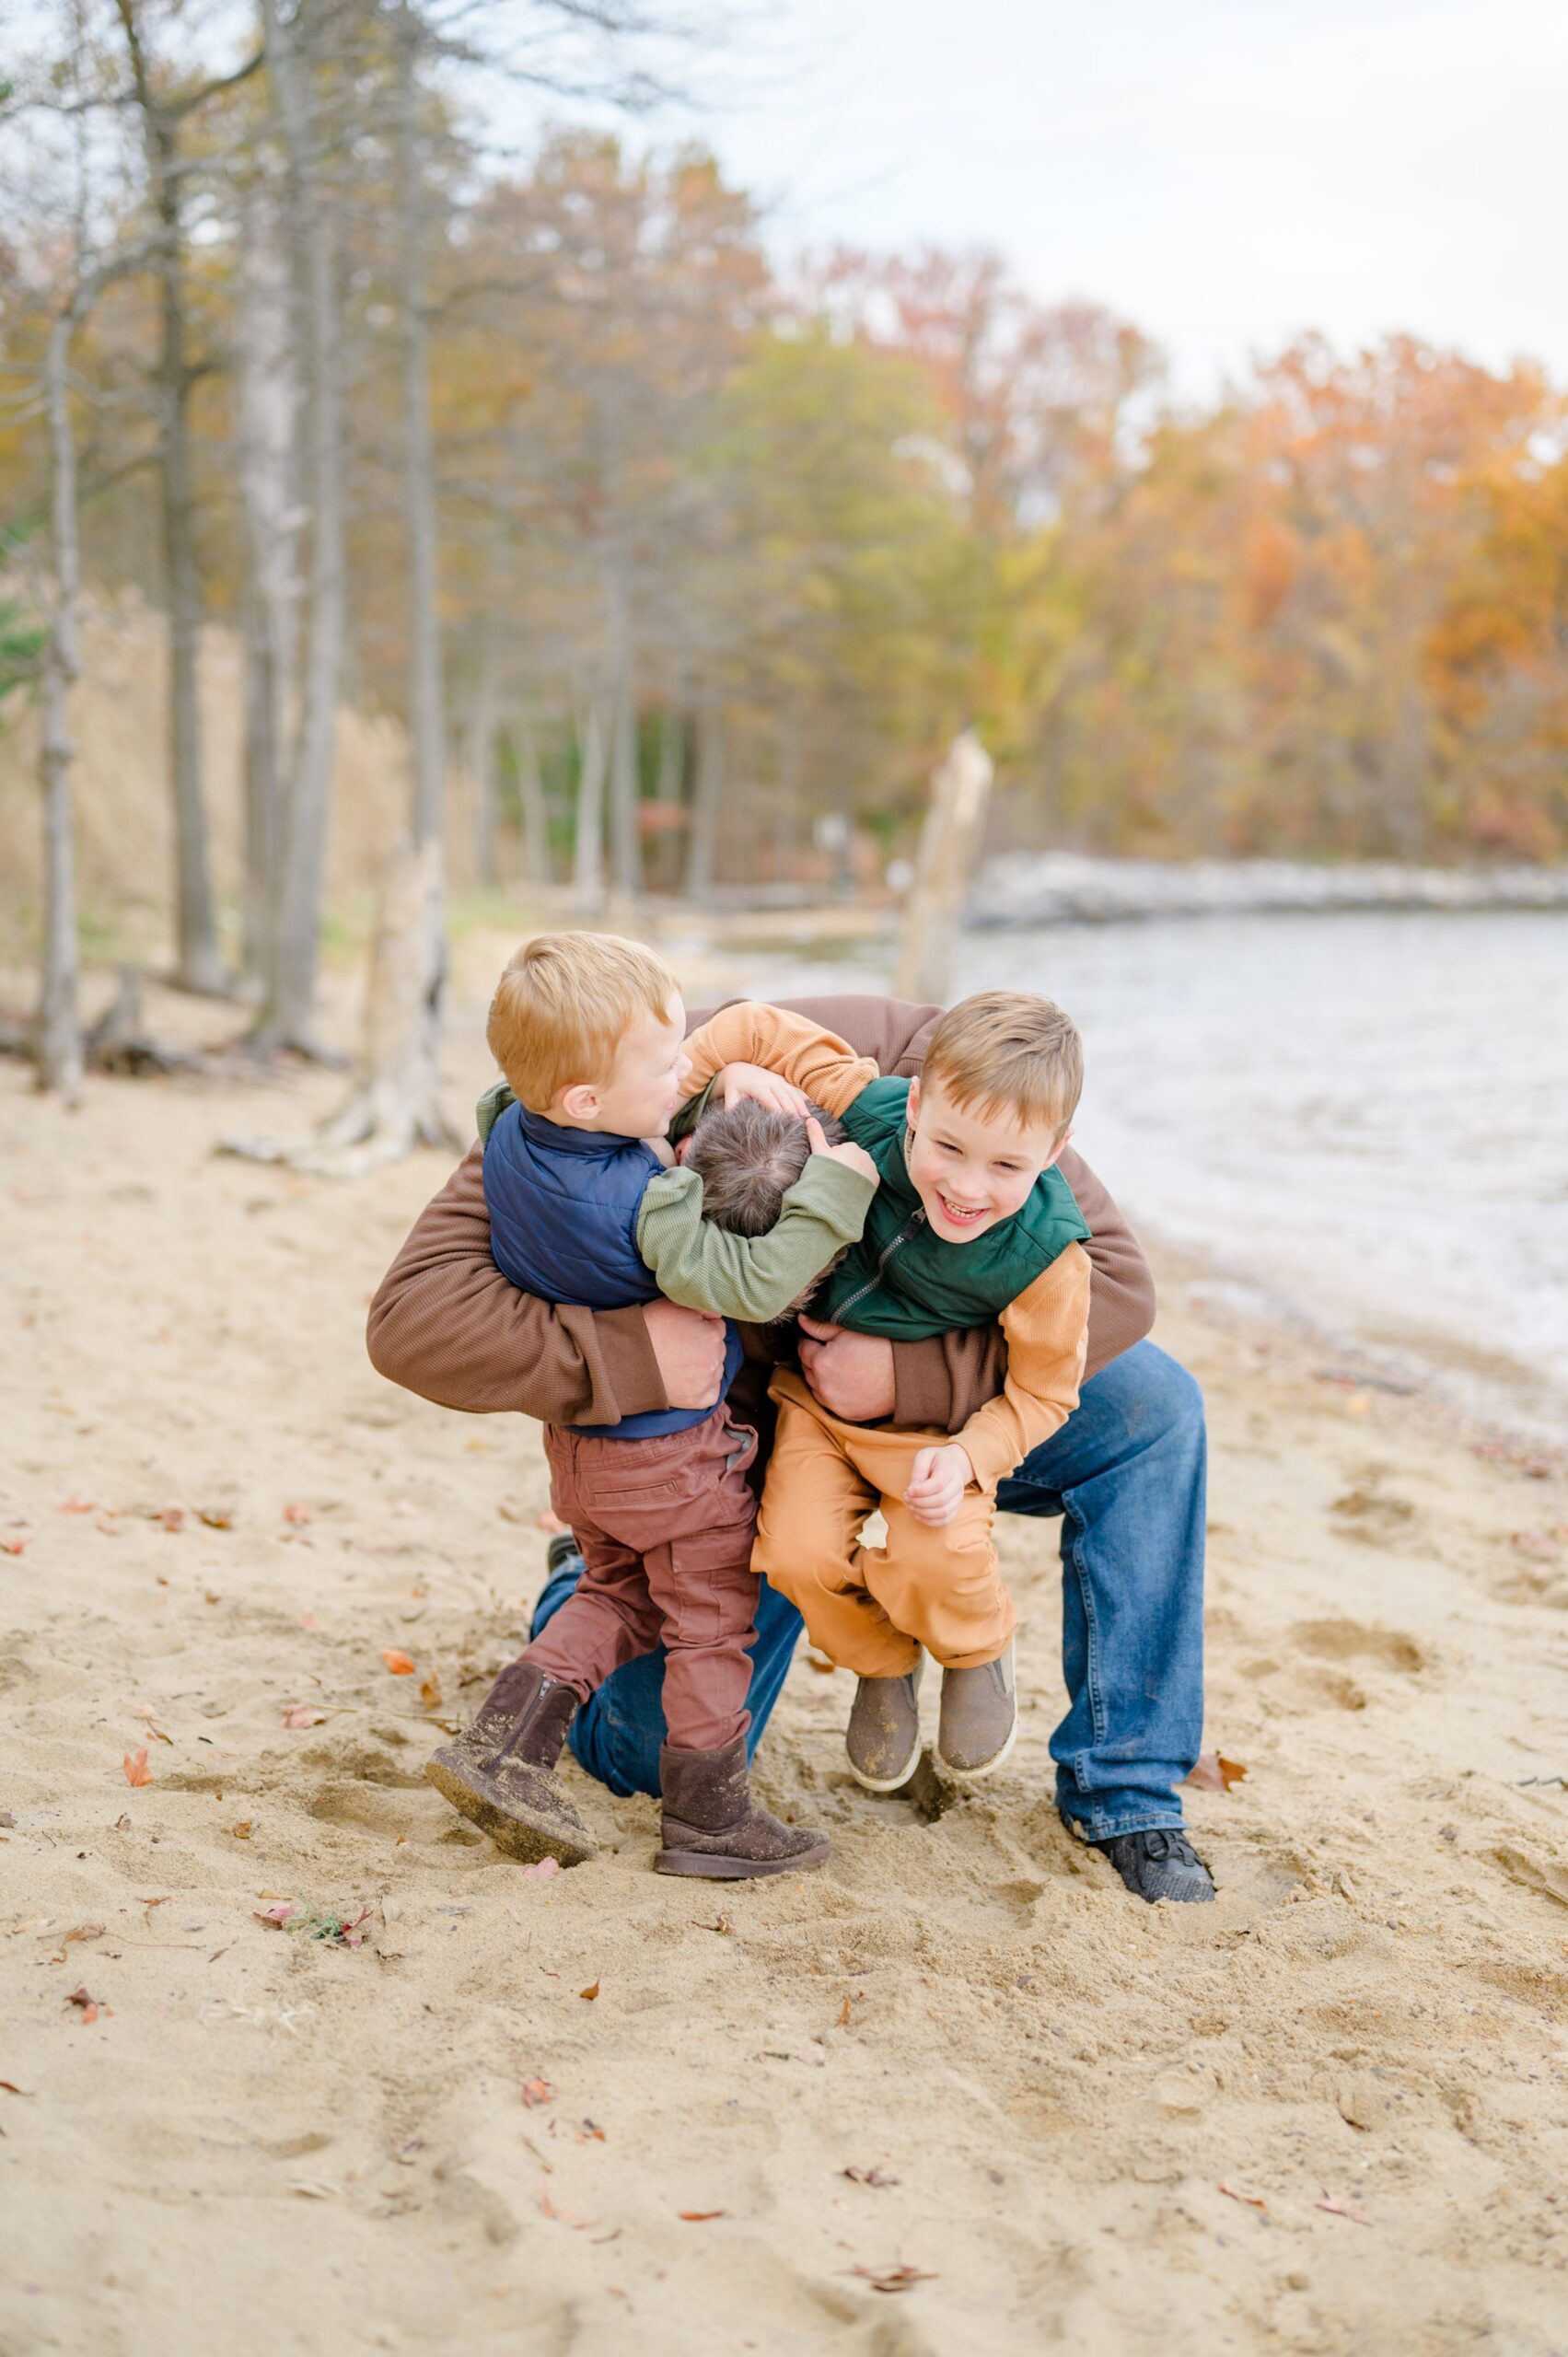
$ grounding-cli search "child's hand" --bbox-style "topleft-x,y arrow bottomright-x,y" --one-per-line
716,1062 -> 811,1117
904,1443 -> 973,1527
805,1117 -> 878,1187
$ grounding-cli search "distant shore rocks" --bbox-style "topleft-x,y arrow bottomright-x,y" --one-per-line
972,852 -> 1568,927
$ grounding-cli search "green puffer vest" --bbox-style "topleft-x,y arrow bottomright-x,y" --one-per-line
817,1077 -> 1090,1339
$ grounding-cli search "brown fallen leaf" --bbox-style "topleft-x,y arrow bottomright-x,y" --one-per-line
64,1923 -> 104,1945
1219,2179 -> 1267,2209
678,2211 -> 726,2222
804,1653 -> 838,1675
418,1671 -> 443,1710
521,2078 -> 553,2108
1185,1751 -> 1248,1794
847,2261 -> 935,2294
0,2082 -> 32,2096
842,2166 -> 899,2189
701,1914 -> 733,1936
835,1996 -> 853,2028
379,1648 -> 416,1677
122,1747 -> 154,1788
1317,2190 -> 1372,2225
113,1815 -> 132,1832
231,1822 -> 253,1841
197,1507 -> 233,1530
579,1980 -> 600,2002
579,2119 -> 606,2142
282,1704 -> 327,1730
65,1987 -> 103,2023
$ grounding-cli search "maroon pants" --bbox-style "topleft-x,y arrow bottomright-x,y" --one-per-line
525,1406 -> 760,1752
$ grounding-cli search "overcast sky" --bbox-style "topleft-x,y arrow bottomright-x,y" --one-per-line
504,0 -> 1568,401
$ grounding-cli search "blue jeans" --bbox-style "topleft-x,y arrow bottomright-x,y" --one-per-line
531,1340 -> 1206,1838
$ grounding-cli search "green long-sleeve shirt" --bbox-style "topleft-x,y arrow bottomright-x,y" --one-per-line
476,1078 -> 875,1324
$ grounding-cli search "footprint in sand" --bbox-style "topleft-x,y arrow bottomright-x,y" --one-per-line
1488,1841 -> 1568,1911
1289,1617 -> 1432,1675
1330,1468 -> 1419,1548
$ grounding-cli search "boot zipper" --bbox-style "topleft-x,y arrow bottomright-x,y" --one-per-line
831,1206 -> 927,1323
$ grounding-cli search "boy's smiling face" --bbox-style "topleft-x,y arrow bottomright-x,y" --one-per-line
904,1074 -> 1069,1242
554,995 -> 691,1136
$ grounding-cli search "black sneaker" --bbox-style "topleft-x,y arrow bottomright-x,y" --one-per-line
546,1530 -> 584,1576
1093,1828 -> 1215,1904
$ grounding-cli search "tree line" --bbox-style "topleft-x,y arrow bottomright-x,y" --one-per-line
3,2 -> 1566,1099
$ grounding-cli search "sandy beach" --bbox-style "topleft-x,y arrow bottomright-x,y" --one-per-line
3,981 -> 1567,2357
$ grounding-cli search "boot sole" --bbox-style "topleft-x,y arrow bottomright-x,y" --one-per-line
424,1750 -> 598,1867
934,1708 -> 1019,1785
844,1736 -> 923,1794
653,1836 -> 831,1879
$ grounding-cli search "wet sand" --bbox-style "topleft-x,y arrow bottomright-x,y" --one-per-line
3,993 -> 1567,2356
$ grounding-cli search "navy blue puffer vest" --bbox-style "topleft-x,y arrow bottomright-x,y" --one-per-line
482,1100 -> 740,1438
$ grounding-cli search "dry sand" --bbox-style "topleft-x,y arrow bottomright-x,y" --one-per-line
3,990 -> 1567,2357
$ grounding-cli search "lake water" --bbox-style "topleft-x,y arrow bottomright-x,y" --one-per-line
741,909 -> 1568,1439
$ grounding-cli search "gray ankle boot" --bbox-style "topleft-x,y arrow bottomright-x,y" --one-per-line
425,1661 -> 598,1866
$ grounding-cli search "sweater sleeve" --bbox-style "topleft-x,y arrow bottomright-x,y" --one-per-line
365,1141 -> 668,1423
636,1155 -> 876,1324
680,1002 -> 879,1117
954,1242 -> 1092,1488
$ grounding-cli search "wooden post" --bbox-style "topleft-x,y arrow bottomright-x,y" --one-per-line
893,727 -> 994,1004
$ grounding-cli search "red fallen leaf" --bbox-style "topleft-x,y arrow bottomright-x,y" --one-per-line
379,1648 -> 416,1677
282,1705 -> 327,1731
0,2081 -> 32,2096
520,2078 -> 553,2107
122,1747 -> 154,1787
579,2119 -> 606,2142
253,1903 -> 296,1928
1317,2189 -> 1372,2224
156,1506 -> 185,1533
678,2210 -> 726,2222
846,2261 -> 935,2293
282,1502 -> 315,1525
1219,2179 -> 1267,2209
1185,1751 -> 1248,1794
842,2166 -> 899,2188
65,1987 -> 102,2022
578,1980 -> 600,2002
0,1538 -> 27,1557
537,2178 -> 592,2228
57,1495 -> 95,1515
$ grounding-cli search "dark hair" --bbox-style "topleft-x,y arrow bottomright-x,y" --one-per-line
684,1097 -> 846,1237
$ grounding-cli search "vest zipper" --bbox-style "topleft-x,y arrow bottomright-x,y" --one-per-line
830,1206 -> 927,1323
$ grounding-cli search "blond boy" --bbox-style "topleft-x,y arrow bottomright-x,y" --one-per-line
424,934 -> 877,1877
679,991 -> 1089,1791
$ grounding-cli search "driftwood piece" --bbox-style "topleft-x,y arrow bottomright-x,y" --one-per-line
893,728 -> 994,1004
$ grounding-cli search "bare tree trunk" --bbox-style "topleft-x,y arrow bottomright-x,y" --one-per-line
515,710 -> 552,886
893,727 -> 994,1003
36,306 -> 85,1102
685,696 -> 723,898
254,0 -> 343,1051
113,0 -> 225,994
236,171 -> 298,994
574,697 -> 607,909
605,561 -> 641,897
468,615 -> 500,886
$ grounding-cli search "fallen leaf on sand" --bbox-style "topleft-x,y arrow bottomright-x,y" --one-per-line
282,1704 -> 327,1730
1219,2180 -> 1267,2209
538,2179 -> 592,2228
579,2120 -> 605,2142
842,2167 -> 899,2189
156,1506 -> 185,1533
1185,1752 -> 1248,1794
418,1672 -> 443,1709
254,1903 -> 296,1928
0,2082 -> 32,2096
379,1648 -> 416,1677
518,1858 -> 560,1883
65,1987 -> 105,2023
282,1502 -> 315,1525
678,2210 -> 726,2222
231,1822 -> 253,1841
1317,2190 -> 1372,2225
197,1507 -> 233,1530
701,1914 -> 733,1936
64,1923 -> 104,1945
113,1814 -> 132,1832
57,1494 -> 95,1515
521,2078 -> 553,2107
0,1538 -> 27,1557
122,1747 -> 154,1787
835,1996 -> 853,2028
847,2261 -> 935,2294
579,1980 -> 600,2002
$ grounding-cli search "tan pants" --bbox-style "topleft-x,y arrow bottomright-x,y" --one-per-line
752,1372 -> 1017,1677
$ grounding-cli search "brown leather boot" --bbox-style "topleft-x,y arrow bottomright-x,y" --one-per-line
424,1661 -> 598,1866
655,1738 -> 830,1880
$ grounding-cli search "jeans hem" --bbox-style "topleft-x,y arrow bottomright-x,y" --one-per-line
1058,1805 -> 1189,1842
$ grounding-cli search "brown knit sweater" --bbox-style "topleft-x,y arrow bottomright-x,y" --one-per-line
365,994 -> 1156,1435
